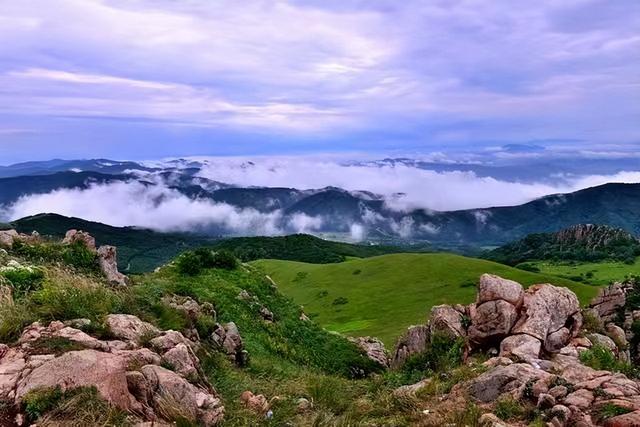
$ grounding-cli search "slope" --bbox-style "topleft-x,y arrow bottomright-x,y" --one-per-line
253,253 -> 600,346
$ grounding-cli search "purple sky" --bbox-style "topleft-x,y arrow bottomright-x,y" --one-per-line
0,0 -> 638,163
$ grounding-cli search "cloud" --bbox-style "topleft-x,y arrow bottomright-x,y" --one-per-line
3,181 -> 320,235
0,0 -> 638,160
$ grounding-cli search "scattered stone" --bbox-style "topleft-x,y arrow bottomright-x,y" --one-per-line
392,378 -> 432,397
260,306 -> 274,322
62,229 -> 96,252
240,390 -> 269,414
429,305 -> 466,339
296,397 -> 312,413
478,413 -> 509,427
349,336 -> 389,368
549,385 -> 568,400
477,274 -> 524,307
212,322 -> 247,366
97,245 -> 129,286
391,325 -> 429,368
562,388 -> 594,409
105,314 -> 160,344
549,404 -> 571,422
299,312 -> 310,322
537,392 -> 555,409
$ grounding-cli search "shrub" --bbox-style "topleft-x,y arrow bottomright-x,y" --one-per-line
176,252 -> 203,276
332,297 -> 349,306
23,386 -> 64,421
29,337 -> 84,355
61,242 -> 97,270
400,333 -> 465,383
579,344 -> 636,376
494,397 -> 524,420
0,263 -> 45,297
211,250 -> 238,270
597,402 -> 632,420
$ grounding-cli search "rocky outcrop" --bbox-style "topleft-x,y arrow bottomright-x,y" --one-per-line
391,325 -> 429,368
0,316 -> 223,425
429,305 -> 466,339
211,322 -> 248,366
97,245 -> 129,286
589,282 -> 627,323
349,337 -> 389,368
0,230 -> 19,250
62,229 -> 96,252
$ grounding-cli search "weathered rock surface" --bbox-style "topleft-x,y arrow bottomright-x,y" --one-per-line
212,322 -> 248,366
0,230 -> 19,249
391,325 -> 429,368
468,299 -> 518,344
429,305 -> 466,339
98,245 -> 129,286
0,316 -> 224,425
477,274 -> 524,307
590,282 -> 627,322
62,229 -> 97,252
349,336 -> 389,368
499,333 -> 541,361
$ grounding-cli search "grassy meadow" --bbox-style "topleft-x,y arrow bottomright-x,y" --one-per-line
253,253 -> 600,346
525,257 -> 640,286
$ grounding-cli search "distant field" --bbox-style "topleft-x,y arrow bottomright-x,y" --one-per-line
253,253 -> 600,346
527,257 -> 640,286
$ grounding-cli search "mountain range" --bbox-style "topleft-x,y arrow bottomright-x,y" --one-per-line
0,158 -> 639,247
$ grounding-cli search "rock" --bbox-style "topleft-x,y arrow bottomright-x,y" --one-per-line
478,413 -> 509,427
605,323 -> 628,350
15,350 -> 143,412
477,274 -> 524,306
499,334 -> 541,361
106,314 -> 160,344
0,230 -> 18,249
240,390 -> 269,414
212,322 -> 247,366
429,305 -> 466,339
162,295 -> 213,322
62,229 -> 96,252
140,365 -> 224,426
511,284 -> 580,342
468,363 -> 553,403
549,385 -> 568,400
237,290 -> 253,301
259,306 -> 274,322
391,325 -> 429,368
97,245 -> 129,286
603,410 -> 640,426
150,330 -> 194,353
299,312 -> 310,322
392,378 -> 432,397
537,392 -> 556,409
549,404 -> 571,422
468,300 -> 518,345
589,283 -> 626,322
545,327 -> 571,353
64,318 -> 92,329
162,343 -> 199,378
562,388 -> 594,409
588,333 -> 618,353
0,248 -> 8,265
349,337 -> 389,368
296,397 -> 312,413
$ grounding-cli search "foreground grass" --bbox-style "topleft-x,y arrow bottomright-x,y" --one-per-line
253,253 -> 599,346
526,257 -> 640,286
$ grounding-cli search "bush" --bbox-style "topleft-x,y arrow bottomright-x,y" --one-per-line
597,402 -> 632,420
579,344 -> 635,376
176,252 -> 203,276
0,263 -> 45,297
176,249 -> 238,276
211,250 -> 238,270
61,242 -> 97,270
332,297 -> 349,306
400,333 -> 465,383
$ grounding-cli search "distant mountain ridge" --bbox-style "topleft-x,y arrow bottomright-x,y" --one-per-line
485,223 -> 640,265
1,158 -> 639,246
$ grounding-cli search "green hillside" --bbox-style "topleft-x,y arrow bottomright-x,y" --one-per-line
254,253 -> 600,346
210,234 -> 411,263
524,257 -> 640,286
11,213 -> 213,273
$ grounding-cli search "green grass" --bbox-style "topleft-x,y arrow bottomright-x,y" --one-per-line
526,257 -> 640,286
253,253 -> 600,346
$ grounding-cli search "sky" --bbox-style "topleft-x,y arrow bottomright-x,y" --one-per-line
0,0 -> 639,164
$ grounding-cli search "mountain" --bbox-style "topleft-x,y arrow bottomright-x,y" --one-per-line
10,213 -> 214,273
0,158 -> 156,178
484,224 -> 640,266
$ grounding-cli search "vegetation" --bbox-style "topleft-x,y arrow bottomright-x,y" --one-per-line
486,224 -> 640,266
525,258 -> 640,286
254,253 -> 598,345
579,344 -> 636,377
176,248 -> 239,276
210,233 -> 409,263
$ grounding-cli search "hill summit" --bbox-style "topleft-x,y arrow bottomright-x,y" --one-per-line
485,224 -> 640,266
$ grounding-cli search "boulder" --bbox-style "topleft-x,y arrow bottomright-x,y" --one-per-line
468,300 -> 518,345
605,323 -> 628,350
511,284 -> 580,342
62,229 -> 96,252
429,305 -> 466,339
588,333 -> 618,353
97,245 -> 129,286
162,295 -> 214,322
468,363 -> 553,402
477,274 -> 524,306
240,390 -> 269,414
589,283 -> 626,322
15,350 -> 143,412
0,230 -> 18,249
562,388 -> 594,409
349,337 -> 389,368
162,343 -> 199,378
545,327 -> 571,353
391,325 -> 429,368
140,365 -> 224,426
212,322 -> 247,366
392,378 -> 432,397
478,413 -> 509,427
259,306 -> 274,322
499,334 -> 541,361
106,314 -> 160,344
604,410 -> 640,427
